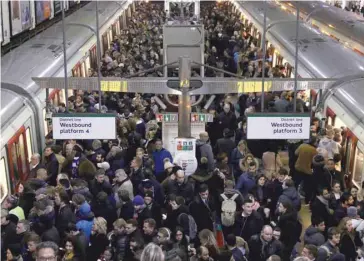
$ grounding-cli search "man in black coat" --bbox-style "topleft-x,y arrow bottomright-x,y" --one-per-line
43,146 -> 59,186
234,198 -> 264,241
310,187 -> 334,227
248,225 -> 283,261
89,169 -> 112,197
166,170 -> 195,205
55,188 -> 76,238
189,184 -> 216,232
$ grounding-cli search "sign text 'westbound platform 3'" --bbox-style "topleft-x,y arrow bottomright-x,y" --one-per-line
247,113 -> 311,140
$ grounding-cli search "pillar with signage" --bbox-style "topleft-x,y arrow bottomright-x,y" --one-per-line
156,111 -> 213,176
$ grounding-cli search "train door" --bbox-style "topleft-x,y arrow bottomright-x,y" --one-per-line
6,125 -> 32,192
352,142 -> 364,187
72,63 -> 82,77
102,33 -> 109,54
90,45 -> 97,70
0,148 -> 10,202
85,56 -> 91,77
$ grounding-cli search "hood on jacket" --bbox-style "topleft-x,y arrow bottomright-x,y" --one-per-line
78,202 -> 93,218
303,226 -> 325,246
196,139 -> 209,146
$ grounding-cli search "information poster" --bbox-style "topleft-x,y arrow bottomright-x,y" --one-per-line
174,152 -> 198,176
36,1 -> 51,24
10,0 -> 31,36
52,114 -> 116,140
54,1 -> 62,14
247,113 -> 311,140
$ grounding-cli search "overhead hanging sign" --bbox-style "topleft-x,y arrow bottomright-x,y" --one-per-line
52,113 -> 116,140
247,113 -> 311,140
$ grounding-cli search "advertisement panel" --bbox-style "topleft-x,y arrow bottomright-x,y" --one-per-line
36,1 -> 51,24
52,114 -> 117,140
10,0 -> 31,36
247,113 -> 311,140
54,1 -> 62,14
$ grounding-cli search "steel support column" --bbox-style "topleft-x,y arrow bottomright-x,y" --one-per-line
178,57 -> 192,138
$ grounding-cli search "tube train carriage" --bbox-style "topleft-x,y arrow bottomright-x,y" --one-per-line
233,1 -> 364,185
0,0 -> 133,201
278,1 -> 364,56
1,0 -> 364,201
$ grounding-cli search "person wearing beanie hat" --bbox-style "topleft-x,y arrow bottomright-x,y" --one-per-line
347,206 -> 358,218
143,190 -> 162,227
133,195 -> 145,207
133,195 -> 152,228
164,158 -> 174,172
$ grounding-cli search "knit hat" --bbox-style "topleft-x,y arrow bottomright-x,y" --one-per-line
164,159 -> 174,170
133,195 -> 144,206
347,206 -> 358,218
144,191 -> 154,199
97,162 -> 110,171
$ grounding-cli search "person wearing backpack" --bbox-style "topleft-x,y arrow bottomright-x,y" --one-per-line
218,180 -> 243,238
196,132 -> 215,171
316,227 -> 341,261
189,184 -> 217,233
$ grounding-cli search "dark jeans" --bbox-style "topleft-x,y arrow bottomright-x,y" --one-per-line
295,170 -> 315,204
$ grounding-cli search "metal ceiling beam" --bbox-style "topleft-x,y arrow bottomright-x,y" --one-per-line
32,77 -> 336,95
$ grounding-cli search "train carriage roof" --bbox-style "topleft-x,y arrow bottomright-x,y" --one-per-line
287,1 -> 364,47
1,1 -> 128,129
237,1 -> 364,78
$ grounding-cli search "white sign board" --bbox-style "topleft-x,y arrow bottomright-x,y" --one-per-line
247,113 -> 310,140
52,113 -> 116,140
174,152 -> 198,176
175,138 -> 196,156
162,122 -> 206,157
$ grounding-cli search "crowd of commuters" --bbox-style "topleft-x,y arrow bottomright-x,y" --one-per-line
2,1 -> 363,261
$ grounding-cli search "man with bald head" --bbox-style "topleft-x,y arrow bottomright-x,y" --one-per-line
248,225 -> 283,261
196,131 -> 214,171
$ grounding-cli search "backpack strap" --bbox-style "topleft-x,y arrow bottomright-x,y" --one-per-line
221,194 -> 229,201
231,193 -> 239,201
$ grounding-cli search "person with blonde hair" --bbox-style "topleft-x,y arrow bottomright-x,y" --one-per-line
198,229 -> 220,260
231,140 -> 250,179
140,243 -> 165,261
337,217 -> 359,261
87,217 -> 109,261
239,153 -> 259,173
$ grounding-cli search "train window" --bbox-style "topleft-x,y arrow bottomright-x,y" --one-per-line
26,128 -> 33,162
334,117 -> 345,129
85,57 -> 91,76
43,109 -> 49,137
353,147 -> 364,186
327,116 -> 333,126
0,157 -> 8,202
